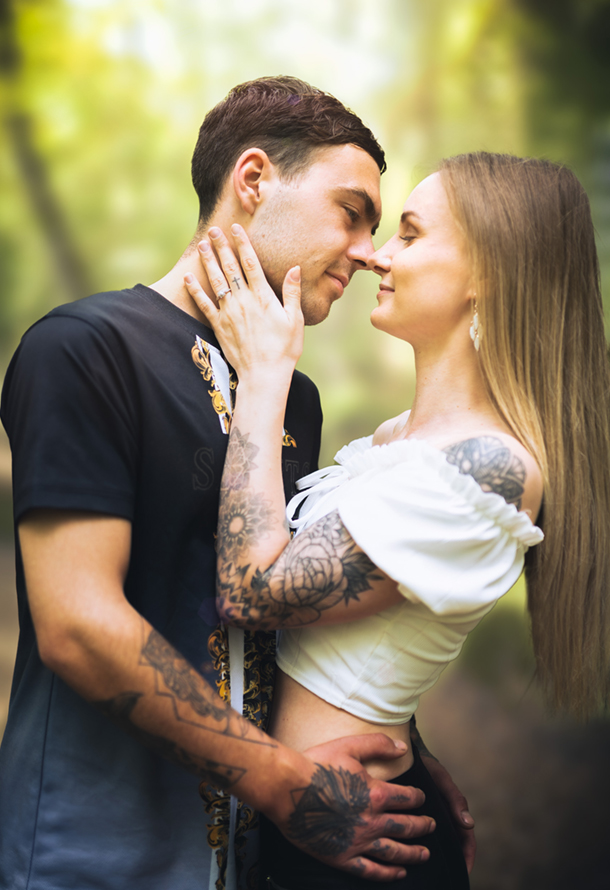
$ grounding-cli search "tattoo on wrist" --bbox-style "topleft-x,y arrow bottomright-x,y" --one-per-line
287,764 -> 370,856
443,436 -> 526,509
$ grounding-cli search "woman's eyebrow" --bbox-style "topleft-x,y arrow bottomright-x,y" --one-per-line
400,210 -> 422,225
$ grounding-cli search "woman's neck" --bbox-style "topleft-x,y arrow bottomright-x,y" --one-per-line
404,340 -> 503,443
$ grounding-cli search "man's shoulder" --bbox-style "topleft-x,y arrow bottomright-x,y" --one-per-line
15,286 -> 170,362
289,368 -> 322,410
290,367 -> 319,393
37,285 -> 150,331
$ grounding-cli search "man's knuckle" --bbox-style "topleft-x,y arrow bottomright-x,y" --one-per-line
347,857 -> 367,876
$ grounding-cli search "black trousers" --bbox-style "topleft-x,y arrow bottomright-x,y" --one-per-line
260,746 -> 470,890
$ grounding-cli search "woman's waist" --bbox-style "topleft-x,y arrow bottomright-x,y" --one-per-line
268,669 -> 414,780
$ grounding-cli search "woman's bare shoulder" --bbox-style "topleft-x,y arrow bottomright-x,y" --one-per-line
372,410 -> 411,446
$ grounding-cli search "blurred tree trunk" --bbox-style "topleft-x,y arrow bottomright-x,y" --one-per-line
0,0 -> 92,301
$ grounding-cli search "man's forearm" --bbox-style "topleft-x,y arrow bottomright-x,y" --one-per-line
51,607 -> 306,820
93,621 -> 278,789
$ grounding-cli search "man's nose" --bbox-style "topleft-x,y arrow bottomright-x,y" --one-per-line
347,232 -> 375,269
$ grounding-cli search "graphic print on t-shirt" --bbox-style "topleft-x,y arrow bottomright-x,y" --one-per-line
191,335 -> 236,433
191,335 -> 297,447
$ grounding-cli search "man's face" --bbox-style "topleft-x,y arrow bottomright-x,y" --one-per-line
248,144 -> 382,325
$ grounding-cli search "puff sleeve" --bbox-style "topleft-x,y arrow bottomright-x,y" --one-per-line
334,439 -> 543,615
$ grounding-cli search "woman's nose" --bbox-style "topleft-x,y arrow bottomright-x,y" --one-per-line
367,250 -> 391,276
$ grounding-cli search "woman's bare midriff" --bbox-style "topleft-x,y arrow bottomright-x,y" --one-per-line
268,668 -> 414,780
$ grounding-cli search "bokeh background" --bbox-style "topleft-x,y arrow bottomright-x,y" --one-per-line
1,1 -> 610,887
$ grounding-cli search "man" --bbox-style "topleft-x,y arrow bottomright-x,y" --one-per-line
0,77 -> 473,890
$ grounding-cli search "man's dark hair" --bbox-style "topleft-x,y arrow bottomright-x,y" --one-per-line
191,75 -> 386,225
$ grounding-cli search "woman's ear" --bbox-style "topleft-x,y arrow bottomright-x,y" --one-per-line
231,148 -> 275,216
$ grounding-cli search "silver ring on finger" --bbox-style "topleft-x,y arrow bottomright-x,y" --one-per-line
216,287 -> 231,300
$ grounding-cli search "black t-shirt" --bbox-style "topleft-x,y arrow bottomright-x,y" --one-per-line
0,285 -> 322,890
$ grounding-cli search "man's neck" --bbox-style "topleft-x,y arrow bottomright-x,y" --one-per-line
148,243 -> 213,324
149,209 -> 240,322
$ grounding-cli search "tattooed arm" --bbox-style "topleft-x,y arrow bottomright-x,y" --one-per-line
19,508 -> 435,879
217,424 -> 402,630
184,229 -> 534,631
215,430 -> 530,630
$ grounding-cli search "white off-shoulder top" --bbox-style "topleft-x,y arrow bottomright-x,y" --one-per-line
277,435 -> 544,725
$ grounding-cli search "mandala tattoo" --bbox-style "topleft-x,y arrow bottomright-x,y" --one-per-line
443,436 -> 526,509
287,764 -> 370,857
222,428 -> 260,492
217,490 -> 274,558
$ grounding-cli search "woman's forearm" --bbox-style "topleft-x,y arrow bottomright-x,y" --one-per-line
216,386 -> 402,630
217,372 -> 297,600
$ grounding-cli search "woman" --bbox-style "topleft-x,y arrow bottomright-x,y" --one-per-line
185,152 -> 610,888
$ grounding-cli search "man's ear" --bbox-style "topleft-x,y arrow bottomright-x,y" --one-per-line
232,148 -> 276,216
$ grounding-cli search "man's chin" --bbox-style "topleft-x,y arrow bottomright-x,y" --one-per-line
301,299 -> 333,327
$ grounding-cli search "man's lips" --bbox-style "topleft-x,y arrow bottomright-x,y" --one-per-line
325,271 -> 349,295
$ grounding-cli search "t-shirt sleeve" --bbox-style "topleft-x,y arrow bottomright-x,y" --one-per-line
2,313 -> 138,522
336,446 -> 543,615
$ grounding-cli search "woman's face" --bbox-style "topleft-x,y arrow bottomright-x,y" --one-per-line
369,172 -> 473,347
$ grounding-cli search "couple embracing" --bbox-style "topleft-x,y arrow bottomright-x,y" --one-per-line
1,76 -> 608,890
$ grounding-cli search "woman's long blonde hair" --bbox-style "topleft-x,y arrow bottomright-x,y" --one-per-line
440,152 -> 610,718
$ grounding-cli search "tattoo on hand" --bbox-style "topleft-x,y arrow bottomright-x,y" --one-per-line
287,764 -> 370,857
443,436 -> 526,509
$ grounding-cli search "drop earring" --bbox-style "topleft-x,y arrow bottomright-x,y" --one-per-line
469,300 -> 481,352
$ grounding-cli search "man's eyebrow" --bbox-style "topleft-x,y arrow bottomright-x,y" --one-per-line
335,187 -> 381,233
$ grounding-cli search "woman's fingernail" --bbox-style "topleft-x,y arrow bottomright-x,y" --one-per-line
184,273 -> 194,284
198,240 -> 210,253
231,223 -> 241,235
208,227 -> 221,238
